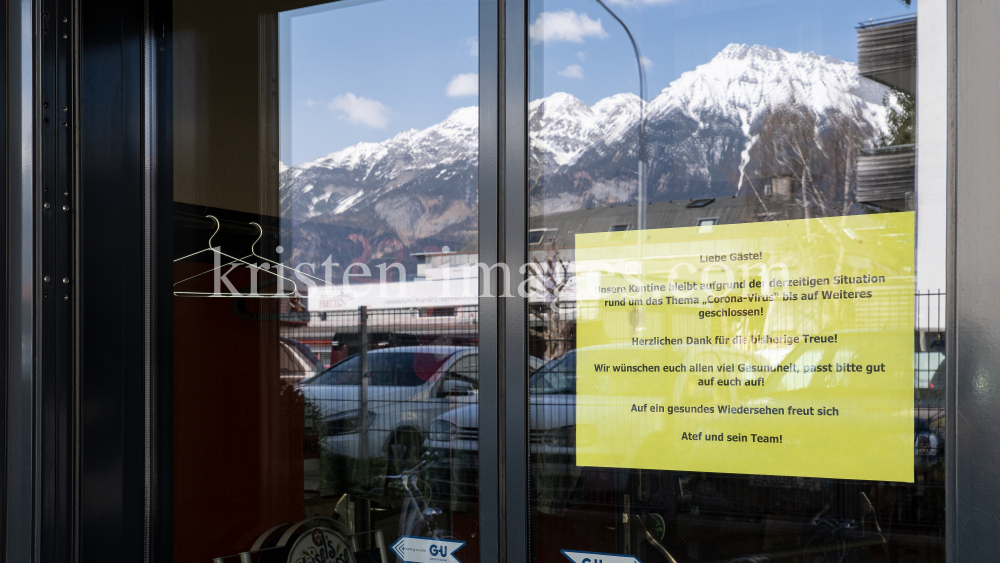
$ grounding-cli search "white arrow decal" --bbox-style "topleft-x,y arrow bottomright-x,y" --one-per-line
561,550 -> 641,563
390,536 -> 465,563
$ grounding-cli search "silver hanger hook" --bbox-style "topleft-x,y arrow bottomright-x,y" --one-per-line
246,222 -> 326,285
173,215 -> 299,297
173,214 -> 229,264
249,222 -> 265,259
206,215 -> 222,249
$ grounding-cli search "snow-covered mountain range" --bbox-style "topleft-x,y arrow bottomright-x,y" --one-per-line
281,44 -> 890,266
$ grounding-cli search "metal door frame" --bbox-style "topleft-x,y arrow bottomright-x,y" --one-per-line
10,0 -> 1000,561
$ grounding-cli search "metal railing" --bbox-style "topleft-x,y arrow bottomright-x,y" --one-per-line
857,144 -> 916,209
284,291 -> 945,534
857,14 -> 917,94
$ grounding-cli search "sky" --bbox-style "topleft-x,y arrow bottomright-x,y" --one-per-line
282,0 -> 916,166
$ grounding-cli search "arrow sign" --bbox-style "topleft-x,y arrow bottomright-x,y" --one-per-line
561,550 -> 641,563
390,536 -> 465,563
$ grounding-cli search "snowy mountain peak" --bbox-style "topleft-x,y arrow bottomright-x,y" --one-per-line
300,105 -> 479,176
716,43 -> 788,63
304,141 -> 385,171
531,91 -> 591,112
529,92 -> 596,127
712,43 -> 842,67
441,106 -> 479,129
592,92 -> 641,117
281,44 -> 893,256
650,42 -> 886,133
528,91 -> 643,167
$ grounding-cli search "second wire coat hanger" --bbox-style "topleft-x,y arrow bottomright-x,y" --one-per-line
173,215 -> 300,297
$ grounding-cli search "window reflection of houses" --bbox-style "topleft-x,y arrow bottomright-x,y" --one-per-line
526,195 -> 806,359
857,5 -> 946,352
528,193 -> 805,263
856,144 -> 916,210
856,15 -> 917,210
857,15 -> 916,96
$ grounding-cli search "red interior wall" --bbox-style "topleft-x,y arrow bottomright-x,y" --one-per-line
173,262 -> 304,562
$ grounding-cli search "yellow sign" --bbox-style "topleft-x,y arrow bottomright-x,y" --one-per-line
574,213 -> 915,482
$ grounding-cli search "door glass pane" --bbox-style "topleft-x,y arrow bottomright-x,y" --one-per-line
171,1 -> 481,561
527,1 -> 944,562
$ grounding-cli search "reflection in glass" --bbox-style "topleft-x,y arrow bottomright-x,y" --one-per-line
171,0 -> 480,560
527,0 -> 942,562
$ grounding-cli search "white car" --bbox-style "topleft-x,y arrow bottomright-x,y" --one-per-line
425,344 -> 772,460
301,346 -> 481,477
300,346 -> 545,478
279,337 -> 325,383
422,349 -> 587,511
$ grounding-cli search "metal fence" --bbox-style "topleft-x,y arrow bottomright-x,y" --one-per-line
281,291 -> 945,537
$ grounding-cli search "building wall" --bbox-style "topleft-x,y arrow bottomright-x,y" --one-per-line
917,0 -> 948,297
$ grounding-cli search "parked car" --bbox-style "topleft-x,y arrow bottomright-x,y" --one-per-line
279,337 -> 325,383
422,338 -> 941,512
300,346 -> 544,490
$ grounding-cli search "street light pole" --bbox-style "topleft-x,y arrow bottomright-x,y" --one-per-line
592,0 -> 647,232
592,0 -> 649,343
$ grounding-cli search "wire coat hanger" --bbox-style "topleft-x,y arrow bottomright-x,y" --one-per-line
173,215 -> 299,297
247,222 -> 326,287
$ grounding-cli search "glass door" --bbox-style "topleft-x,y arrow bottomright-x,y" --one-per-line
525,1 -> 945,562
170,0 -> 483,560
